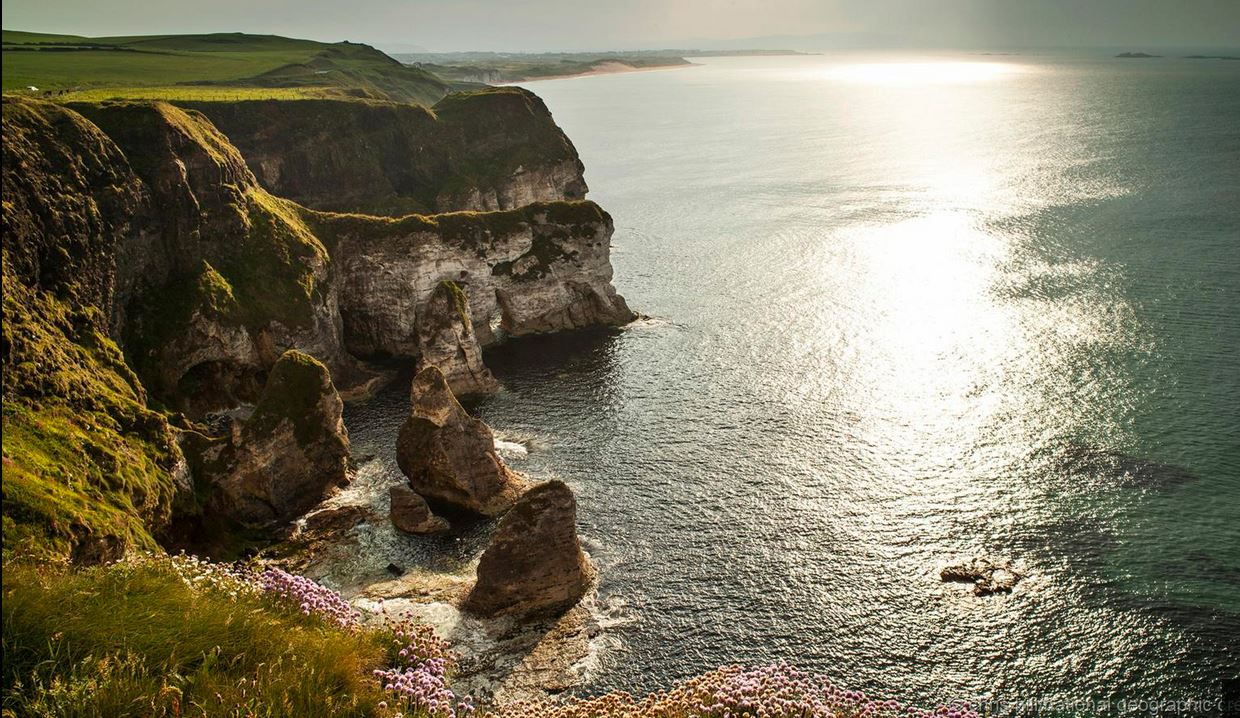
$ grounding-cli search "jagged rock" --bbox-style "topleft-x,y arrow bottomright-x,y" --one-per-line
941,557 -> 1025,595
390,484 -> 450,534
1,93 -> 631,563
334,202 -> 634,356
463,480 -> 594,619
396,366 -> 525,516
416,280 -> 499,397
197,350 -> 350,527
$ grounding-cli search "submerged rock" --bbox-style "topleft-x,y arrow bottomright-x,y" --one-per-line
416,280 -> 500,397
464,480 -> 594,619
941,557 -> 1025,595
390,484 -> 450,534
196,350 -> 350,527
396,366 -> 526,516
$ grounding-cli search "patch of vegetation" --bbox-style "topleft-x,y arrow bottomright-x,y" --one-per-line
3,30 -> 447,105
439,280 -> 472,329
247,350 -> 339,446
2,557 -> 392,717
1,271 -> 182,563
491,234 -> 576,282
53,85 -> 332,102
228,190 -> 329,330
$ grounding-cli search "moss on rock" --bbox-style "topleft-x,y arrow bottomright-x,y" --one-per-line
249,350 -> 335,443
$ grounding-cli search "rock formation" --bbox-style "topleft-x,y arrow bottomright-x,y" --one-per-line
463,480 -> 594,619
2,91 -> 630,561
396,366 -> 525,516
389,484 -> 450,534
328,202 -> 635,355
941,557 -> 1025,595
195,350 -> 350,527
185,87 -> 587,216
415,280 -> 499,397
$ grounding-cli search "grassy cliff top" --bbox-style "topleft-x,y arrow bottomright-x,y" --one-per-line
2,30 -> 448,105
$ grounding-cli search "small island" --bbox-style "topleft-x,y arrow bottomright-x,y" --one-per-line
1115,51 -> 1162,58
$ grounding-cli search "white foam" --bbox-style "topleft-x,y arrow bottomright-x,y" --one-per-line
494,439 -> 529,457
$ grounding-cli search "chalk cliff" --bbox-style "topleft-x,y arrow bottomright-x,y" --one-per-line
2,91 -> 631,560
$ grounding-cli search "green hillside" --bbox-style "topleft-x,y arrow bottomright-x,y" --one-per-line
2,30 -> 448,104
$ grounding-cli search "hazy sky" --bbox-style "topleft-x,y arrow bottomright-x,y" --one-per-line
4,0 -> 1239,53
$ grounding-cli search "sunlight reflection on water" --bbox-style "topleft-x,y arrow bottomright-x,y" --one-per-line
336,53 -> 1240,709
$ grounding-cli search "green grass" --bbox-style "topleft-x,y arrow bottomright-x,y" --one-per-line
247,350 -> 340,446
2,268 -> 182,563
2,30 -> 447,105
54,85 -> 332,102
2,558 -> 392,717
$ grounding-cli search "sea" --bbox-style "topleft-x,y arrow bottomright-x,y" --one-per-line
344,52 -> 1240,713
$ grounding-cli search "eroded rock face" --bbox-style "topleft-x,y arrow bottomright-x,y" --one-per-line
197,350 -> 350,527
390,484 -> 450,534
463,480 -> 594,619
331,202 -> 634,357
71,101 -> 352,415
396,366 -> 525,516
416,280 -> 499,397
941,557 -> 1025,595
185,88 -> 586,217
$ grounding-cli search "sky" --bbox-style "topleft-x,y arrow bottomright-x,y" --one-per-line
4,0 -> 1239,53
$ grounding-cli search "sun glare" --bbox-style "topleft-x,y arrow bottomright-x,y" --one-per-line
830,61 -> 1023,85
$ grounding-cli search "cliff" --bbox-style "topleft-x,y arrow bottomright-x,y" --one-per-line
2,91 -> 631,561
2,97 -> 186,561
181,87 -> 587,216
312,201 -> 634,355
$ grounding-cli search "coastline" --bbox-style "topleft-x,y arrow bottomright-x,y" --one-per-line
502,60 -> 700,84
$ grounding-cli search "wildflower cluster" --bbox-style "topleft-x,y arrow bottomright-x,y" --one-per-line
164,552 -> 258,596
257,567 -> 361,629
495,663 -> 980,718
117,552 -> 257,597
373,613 -> 474,718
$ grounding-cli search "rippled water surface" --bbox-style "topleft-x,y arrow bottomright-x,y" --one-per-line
346,53 -> 1240,710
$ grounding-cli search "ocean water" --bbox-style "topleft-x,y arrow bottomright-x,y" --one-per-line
346,53 -> 1240,711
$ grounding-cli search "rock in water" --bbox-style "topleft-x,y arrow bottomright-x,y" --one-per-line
396,366 -> 526,516
941,556 -> 1025,595
464,480 -> 594,619
390,484 -> 450,534
416,280 -> 500,397
199,350 -> 350,527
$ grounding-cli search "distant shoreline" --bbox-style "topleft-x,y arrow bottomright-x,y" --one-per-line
504,60 -> 701,83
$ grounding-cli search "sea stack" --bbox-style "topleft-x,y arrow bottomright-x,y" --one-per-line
197,350 -> 350,527
389,484 -> 450,534
396,366 -> 526,516
464,480 -> 594,619
415,280 -> 500,397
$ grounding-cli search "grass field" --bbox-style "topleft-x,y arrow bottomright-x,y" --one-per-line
2,30 -> 448,105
